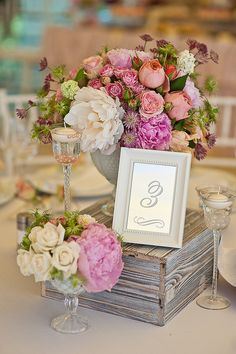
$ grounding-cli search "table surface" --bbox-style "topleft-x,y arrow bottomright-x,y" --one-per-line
0,168 -> 236,354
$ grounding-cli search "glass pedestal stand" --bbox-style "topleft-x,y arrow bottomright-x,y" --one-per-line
196,185 -> 236,310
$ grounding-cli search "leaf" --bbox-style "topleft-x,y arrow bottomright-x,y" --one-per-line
170,74 -> 188,91
174,120 -> 185,131
75,68 -> 85,82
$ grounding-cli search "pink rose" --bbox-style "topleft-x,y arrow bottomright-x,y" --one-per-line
139,59 -> 165,88
77,223 -> 124,293
67,68 -> 78,80
121,69 -> 138,88
132,82 -> 145,95
105,82 -> 123,99
107,49 -> 132,69
134,50 -> 154,63
139,91 -> 164,118
165,91 -> 192,121
88,78 -> 103,89
83,55 -> 103,79
169,130 -> 191,152
183,79 -> 203,108
100,64 -> 114,77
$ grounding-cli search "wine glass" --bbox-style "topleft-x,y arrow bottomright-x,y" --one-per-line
51,127 -> 80,211
196,185 -> 236,310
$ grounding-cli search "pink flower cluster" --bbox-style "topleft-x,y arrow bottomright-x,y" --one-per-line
81,40 -> 218,159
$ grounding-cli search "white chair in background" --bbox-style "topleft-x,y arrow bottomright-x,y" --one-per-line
0,89 -> 53,176
195,95 -> 236,168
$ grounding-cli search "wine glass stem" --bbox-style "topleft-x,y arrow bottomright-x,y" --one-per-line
63,164 -> 72,211
211,230 -> 221,300
64,294 -> 79,315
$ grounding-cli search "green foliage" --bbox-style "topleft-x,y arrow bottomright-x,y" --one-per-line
55,98 -> 71,116
63,211 -> 83,239
50,268 -> 64,281
170,74 -> 188,91
174,119 -> 185,131
20,235 -> 31,251
51,65 -> 66,81
158,44 -> 178,66
204,76 -> 217,94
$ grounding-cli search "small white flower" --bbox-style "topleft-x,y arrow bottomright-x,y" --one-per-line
77,214 -> 96,228
61,80 -> 79,100
177,50 -> 196,75
17,249 -> 33,276
29,223 -> 65,253
64,87 -> 124,154
51,241 -> 80,279
31,252 -> 52,282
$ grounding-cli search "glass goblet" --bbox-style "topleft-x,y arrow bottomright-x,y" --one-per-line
50,279 -> 89,334
51,128 -> 80,212
196,185 -> 236,310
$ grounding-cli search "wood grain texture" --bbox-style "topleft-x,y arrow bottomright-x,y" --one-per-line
42,199 -> 213,326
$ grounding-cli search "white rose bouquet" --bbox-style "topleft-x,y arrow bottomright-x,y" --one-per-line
17,211 -> 124,292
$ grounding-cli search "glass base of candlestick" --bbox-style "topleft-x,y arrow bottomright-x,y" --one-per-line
196,295 -> 230,310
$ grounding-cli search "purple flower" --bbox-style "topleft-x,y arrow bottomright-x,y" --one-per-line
206,133 -> 216,149
123,110 -> 140,130
210,50 -> 219,64
136,113 -> 172,150
39,57 -> 48,71
121,130 -> 139,148
140,34 -> 154,42
16,108 -> 27,119
194,143 -> 207,160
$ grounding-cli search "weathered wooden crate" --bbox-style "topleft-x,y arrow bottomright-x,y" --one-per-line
42,199 -> 213,326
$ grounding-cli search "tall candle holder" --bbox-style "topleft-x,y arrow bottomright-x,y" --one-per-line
51,128 -> 80,212
196,185 -> 236,310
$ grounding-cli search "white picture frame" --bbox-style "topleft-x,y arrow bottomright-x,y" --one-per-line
112,148 -> 192,248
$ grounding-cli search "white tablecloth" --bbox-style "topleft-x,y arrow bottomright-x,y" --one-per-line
0,166 -> 236,354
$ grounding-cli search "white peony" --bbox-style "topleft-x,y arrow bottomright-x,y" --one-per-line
51,241 -> 80,279
177,50 -> 196,75
31,252 -> 52,282
29,223 -> 65,253
64,87 -> 124,154
17,249 -> 33,276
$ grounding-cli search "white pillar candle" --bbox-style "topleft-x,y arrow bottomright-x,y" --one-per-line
51,127 -> 80,143
205,192 -> 232,209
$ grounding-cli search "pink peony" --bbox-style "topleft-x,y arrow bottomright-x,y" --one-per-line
107,49 -> 132,69
77,223 -> 124,293
165,91 -> 192,121
139,91 -> 164,118
121,69 -> 138,88
183,79 -> 203,108
139,59 -> 165,88
105,82 -> 123,99
136,113 -> 172,150
100,64 -> 114,77
83,55 -> 104,79
88,78 -> 103,89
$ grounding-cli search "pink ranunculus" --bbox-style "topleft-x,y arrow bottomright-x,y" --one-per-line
83,55 -> 104,79
136,113 -> 172,150
107,49 -> 132,69
100,64 -> 114,77
183,79 -> 203,108
77,223 -> 124,293
105,82 -> 123,99
121,69 -> 138,88
165,91 -> 192,121
88,78 -> 103,90
139,91 -> 164,118
139,59 -> 165,89
169,130 -> 191,152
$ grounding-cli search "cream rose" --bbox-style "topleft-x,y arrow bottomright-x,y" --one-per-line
77,214 -> 96,228
31,252 -> 52,282
17,249 -> 33,276
29,223 -> 65,253
64,87 -> 124,154
51,241 -> 80,278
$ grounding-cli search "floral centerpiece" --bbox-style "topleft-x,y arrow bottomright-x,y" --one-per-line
17,210 -> 123,292
18,35 -> 218,160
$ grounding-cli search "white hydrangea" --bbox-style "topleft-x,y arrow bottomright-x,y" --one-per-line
177,50 -> 196,75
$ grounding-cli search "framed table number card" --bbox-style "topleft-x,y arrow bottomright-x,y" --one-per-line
112,148 -> 192,248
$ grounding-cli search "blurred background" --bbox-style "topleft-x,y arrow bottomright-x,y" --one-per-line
0,0 -> 236,94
